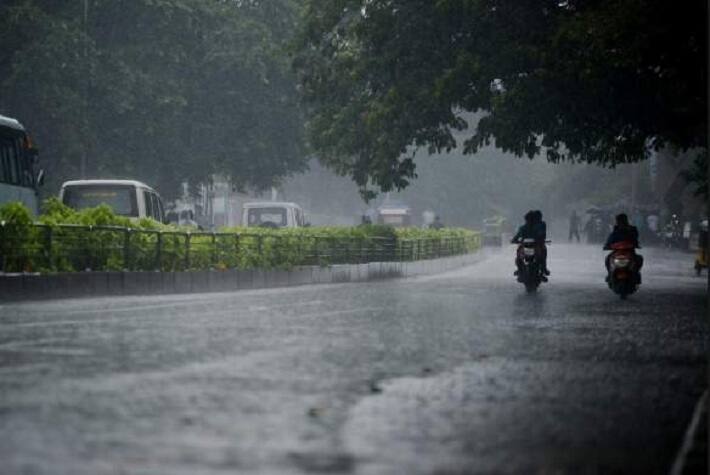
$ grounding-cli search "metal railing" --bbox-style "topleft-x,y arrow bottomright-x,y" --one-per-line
0,223 -> 481,273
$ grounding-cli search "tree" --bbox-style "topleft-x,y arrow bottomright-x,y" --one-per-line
0,0 -> 306,198
294,0 -> 707,199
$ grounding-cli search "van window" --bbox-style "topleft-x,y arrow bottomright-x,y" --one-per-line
143,190 -> 154,219
151,193 -> 163,222
157,195 -> 165,222
247,207 -> 287,227
63,184 -> 138,216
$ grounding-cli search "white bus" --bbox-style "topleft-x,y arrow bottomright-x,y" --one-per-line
0,115 -> 43,213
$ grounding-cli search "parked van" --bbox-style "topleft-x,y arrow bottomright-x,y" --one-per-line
242,201 -> 306,228
59,179 -> 166,223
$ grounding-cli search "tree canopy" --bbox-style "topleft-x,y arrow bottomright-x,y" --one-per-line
1,0 -> 305,198
294,0 -> 707,199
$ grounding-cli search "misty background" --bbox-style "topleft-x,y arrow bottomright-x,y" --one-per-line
0,1 -> 705,232
281,145 -> 700,236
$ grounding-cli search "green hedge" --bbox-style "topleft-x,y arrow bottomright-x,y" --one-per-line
0,200 -> 480,273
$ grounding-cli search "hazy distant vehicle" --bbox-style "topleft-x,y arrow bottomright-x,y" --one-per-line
59,179 -> 166,223
429,215 -> 444,230
585,208 -> 611,244
661,214 -> 684,249
242,201 -> 306,228
0,114 -> 44,213
177,209 -> 199,227
376,203 -> 411,227
166,206 -> 200,228
482,216 -> 507,246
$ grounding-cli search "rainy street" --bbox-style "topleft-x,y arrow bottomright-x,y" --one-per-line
0,244 -> 707,475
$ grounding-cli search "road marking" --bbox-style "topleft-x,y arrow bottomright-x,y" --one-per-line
669,389 -> 707,475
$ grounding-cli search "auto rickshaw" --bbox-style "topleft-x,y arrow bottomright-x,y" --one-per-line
694,219 -> 708,276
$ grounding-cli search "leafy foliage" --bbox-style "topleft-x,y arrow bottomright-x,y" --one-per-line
294,1 -> 707,198
0,0 -> 306,198
0,201 -> 480,273
681,151 -> 709,199
0,202 -> 37,272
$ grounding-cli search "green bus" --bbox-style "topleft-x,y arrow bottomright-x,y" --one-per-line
0,114 -> 43,214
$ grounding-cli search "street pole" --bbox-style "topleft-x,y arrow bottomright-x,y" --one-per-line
706,1 -> 709,293
629,163 -> 638,213
80,0 -> 89,178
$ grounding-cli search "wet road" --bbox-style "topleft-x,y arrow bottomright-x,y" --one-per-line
0,244 -> 707,474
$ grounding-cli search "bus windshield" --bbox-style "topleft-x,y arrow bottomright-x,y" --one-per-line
63,184 -> 138,216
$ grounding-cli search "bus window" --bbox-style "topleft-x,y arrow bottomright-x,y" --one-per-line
19,138 -> 33,187
10,140 -> 19,185
0,139 -> 8,183
0,137 -> 20,185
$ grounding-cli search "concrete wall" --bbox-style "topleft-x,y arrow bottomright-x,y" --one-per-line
0,252 -> 484,302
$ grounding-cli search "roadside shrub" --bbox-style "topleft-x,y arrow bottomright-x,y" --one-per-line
0,200 -> 481,273
0,202 -> 38,272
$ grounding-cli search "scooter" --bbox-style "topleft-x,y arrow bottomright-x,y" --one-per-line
605,241 -> 640,299
514,238 -> 547,293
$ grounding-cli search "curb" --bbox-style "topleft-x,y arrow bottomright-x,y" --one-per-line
0,251 -> 485,302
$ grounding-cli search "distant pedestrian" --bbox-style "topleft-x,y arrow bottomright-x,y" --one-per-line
430,215 -> 444,230
568,210 -> 581,242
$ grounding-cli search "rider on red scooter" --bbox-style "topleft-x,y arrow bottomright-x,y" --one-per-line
604,213 -> 643,282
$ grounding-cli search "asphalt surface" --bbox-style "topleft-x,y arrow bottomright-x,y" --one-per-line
0,244 -> 707,475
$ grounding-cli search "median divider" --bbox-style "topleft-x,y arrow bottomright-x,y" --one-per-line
0,247 -> 485,302
0,205 -> 482,301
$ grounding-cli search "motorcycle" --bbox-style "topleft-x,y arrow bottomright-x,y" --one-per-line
661,215 -> 684,249
605,241 -> 640,299
514,238 -> 547,293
